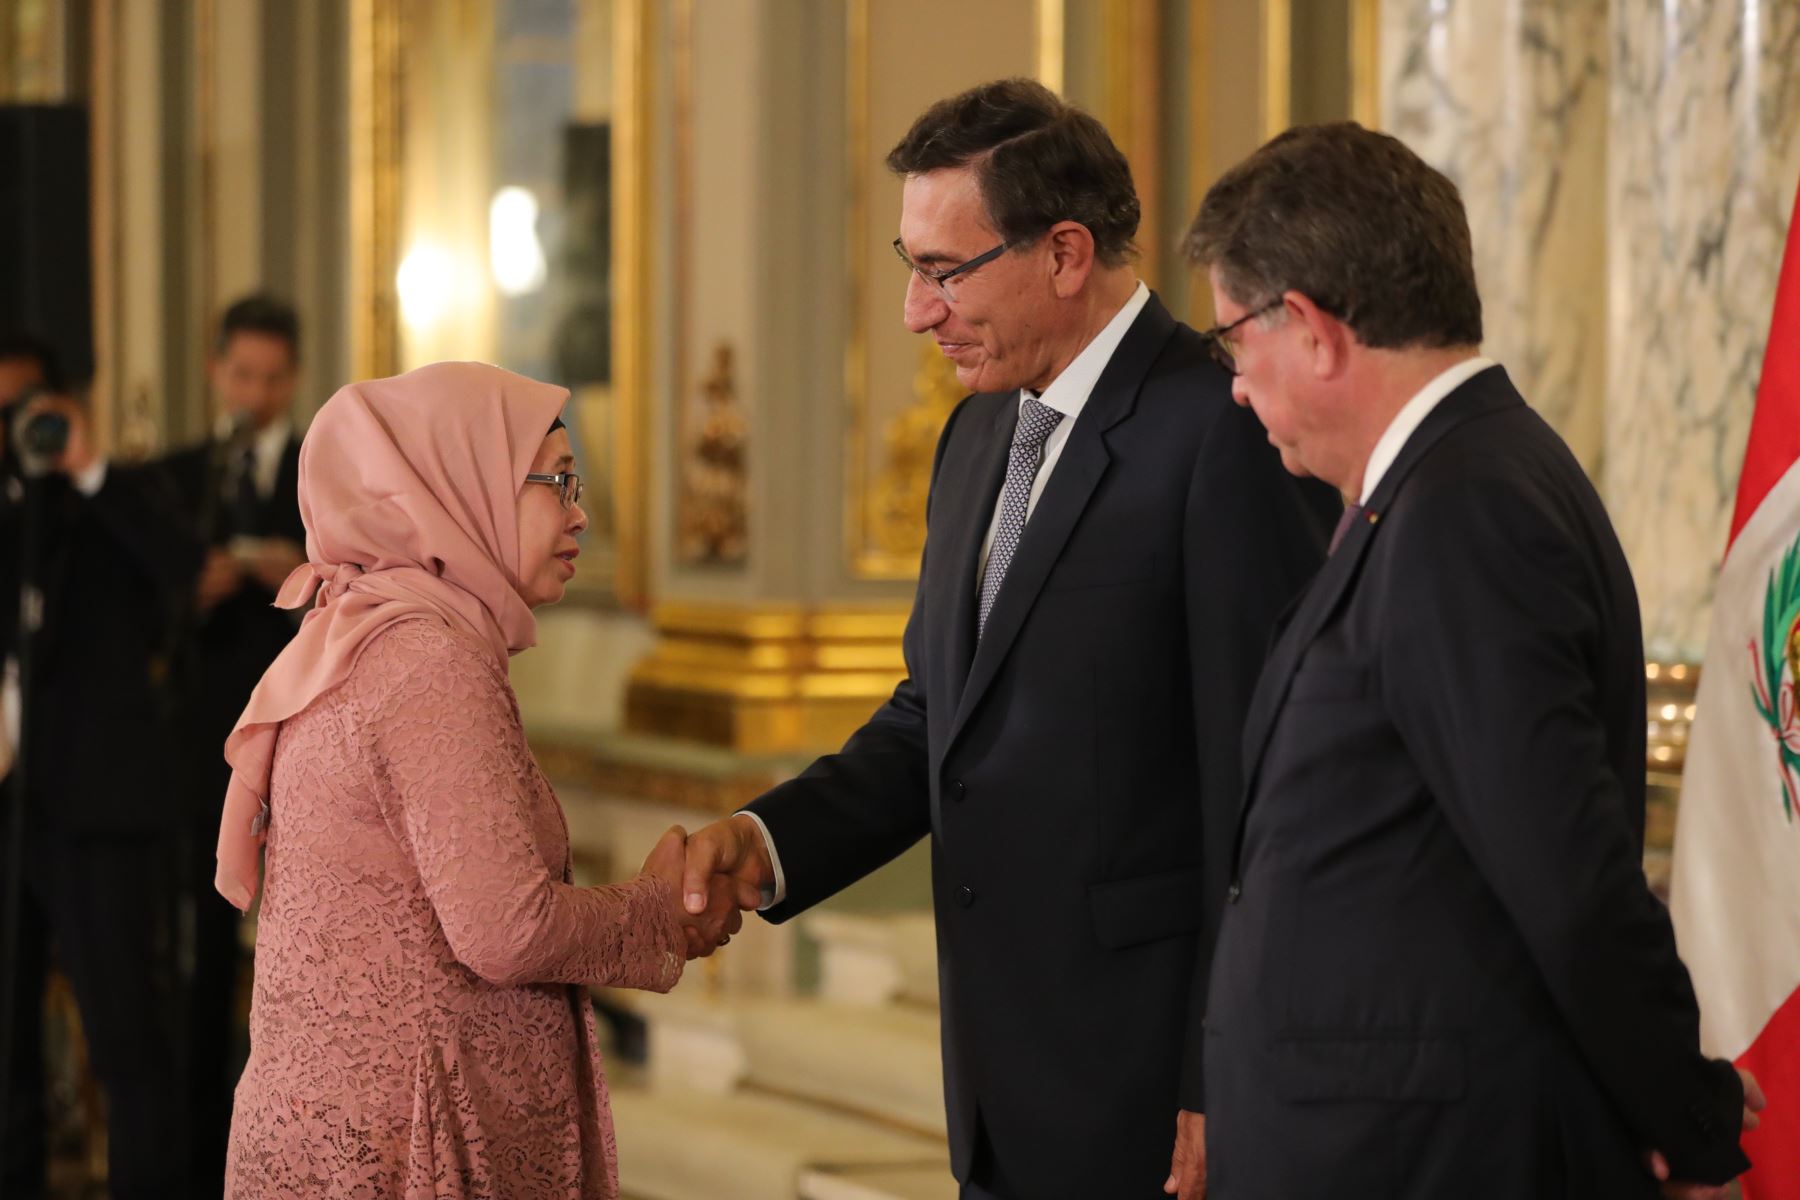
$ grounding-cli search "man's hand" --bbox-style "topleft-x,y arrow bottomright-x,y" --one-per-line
1739,1066 -> 1767,1133
244,536 -> 307,592
1164,1108 -> 1206,1198
641,826 -> 743,959
1646,1067 -> 1764,1199
681,814 -> 774,917
196,548 -> 245,612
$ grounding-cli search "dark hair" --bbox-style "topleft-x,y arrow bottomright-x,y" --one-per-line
1183,122 -> 1483,350
0,330 -> 67,394
886,78 -> 1140,267
217,293 -> 301,361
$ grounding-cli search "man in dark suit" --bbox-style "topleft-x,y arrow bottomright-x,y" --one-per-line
0,338 -> 202,1198
677,80 -> 1336,1199
158,294 -> 308,1186
1183,122 -> 1763,1199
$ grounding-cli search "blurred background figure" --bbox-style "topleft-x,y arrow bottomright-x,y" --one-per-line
0,332 -> 201,1199
156,296 -> 306,1189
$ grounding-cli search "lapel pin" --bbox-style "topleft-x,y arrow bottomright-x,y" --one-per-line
1365,510 -> 1381,526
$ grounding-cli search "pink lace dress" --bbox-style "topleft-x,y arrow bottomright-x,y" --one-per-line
225,618 -> 683,1199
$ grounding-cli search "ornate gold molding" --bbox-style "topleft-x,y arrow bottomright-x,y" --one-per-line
624,601 -> 909,753
532,735 -> 787,819
196,0 -> 217,353
1260,0 -> 1291,139
1350,0 -> 1381,128
1102,0 -> 1162,289
1,0 -> 64,101
677,341 -> 749,566
841,0 -> 904,580
610,0 -> 656,609
1644,659 -> 1698,851
870,341 -> 962,566
349,0 -> 400,382
1034,0 -> 1064,95
1187,0 -> 1215,326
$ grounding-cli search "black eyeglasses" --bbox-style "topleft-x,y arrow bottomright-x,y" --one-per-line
892,237 -> 1009,302
524,471 -> 583,510
1200,298 -> 1284,375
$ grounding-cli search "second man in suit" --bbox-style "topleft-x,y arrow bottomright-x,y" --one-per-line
161,295 -> 309,1189
1185,122 -> 1761,1200
679,79 -> 1336,1199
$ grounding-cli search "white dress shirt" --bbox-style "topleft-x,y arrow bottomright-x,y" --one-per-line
742,282 -> 1153,908
976,282 -> 1152,585
1358,356 -> 1496,504
229,418 -> 293,502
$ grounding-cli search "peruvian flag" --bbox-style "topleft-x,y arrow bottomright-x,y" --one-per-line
1670,179 -> 1800,1199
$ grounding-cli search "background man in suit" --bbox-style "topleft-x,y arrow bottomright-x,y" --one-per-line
159,294 -> 307,1186
678,79 -> 1336,1200
0,336 -> 202,1198
1183,122 -> 1764,1200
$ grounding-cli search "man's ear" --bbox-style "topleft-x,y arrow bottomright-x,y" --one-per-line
1045,220 -> 1098,299
1285,291 -> 1352,380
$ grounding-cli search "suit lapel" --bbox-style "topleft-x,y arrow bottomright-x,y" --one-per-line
944,295 -> 1178,755
1237,367 -> 1521,802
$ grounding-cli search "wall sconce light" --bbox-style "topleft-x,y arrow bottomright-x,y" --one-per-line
489,186 -> 548,296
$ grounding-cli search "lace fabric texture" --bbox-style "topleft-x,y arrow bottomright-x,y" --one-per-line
225,618 -> 683,1199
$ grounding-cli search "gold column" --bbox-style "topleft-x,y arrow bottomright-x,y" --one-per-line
1035,0 -> 1064,94
1261,0 -> 1291,138
349,0 -> 400,382
610,0 -> 655,610
1351,0 -> 1381,128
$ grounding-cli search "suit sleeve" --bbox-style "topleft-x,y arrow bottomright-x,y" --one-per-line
1177,400 -> 1335,1111
745,401 -> 971,922
82,462 -> 206,597
1379,478 -> 1748,1183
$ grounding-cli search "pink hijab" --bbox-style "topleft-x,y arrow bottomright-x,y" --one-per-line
215,361 -> 569,910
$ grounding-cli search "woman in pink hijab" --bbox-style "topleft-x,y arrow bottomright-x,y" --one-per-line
217,363 -> 738,1199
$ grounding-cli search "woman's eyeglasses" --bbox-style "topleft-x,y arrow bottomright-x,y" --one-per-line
524,471 -> 583,510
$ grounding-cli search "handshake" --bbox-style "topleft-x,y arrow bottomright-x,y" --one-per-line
637,814 -> 776,960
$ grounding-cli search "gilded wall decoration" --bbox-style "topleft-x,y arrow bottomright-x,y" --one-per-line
872,341 -> 963,566
677,341 -> 749,567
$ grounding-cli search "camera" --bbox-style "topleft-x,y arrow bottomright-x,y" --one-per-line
19,409 -> 70,458
6,388 -> 74,477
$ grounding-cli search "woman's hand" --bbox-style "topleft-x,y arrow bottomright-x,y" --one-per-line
641,826 -> 743,960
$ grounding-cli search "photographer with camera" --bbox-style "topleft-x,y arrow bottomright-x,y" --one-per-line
0,332 -> 202,1199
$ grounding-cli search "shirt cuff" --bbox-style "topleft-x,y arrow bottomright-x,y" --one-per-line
72,458 -> 109,496
735,810 -> 788,910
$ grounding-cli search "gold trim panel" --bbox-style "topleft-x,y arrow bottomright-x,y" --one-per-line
349,0 -> 400,382
1351,0 -> 1380,128
1260,0 -> 1291,139
609,0 -> 656,609
625,601 -> 910,753
1035,0 -> 1065,95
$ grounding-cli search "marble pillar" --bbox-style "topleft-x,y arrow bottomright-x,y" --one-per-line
1607,0 -> 1800,662
1380,0 -> 1610,473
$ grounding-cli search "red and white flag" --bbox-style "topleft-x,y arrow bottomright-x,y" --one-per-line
1671,178 -> 1800,1199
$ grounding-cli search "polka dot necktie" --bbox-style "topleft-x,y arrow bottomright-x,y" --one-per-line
978,396 -> 1064,640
